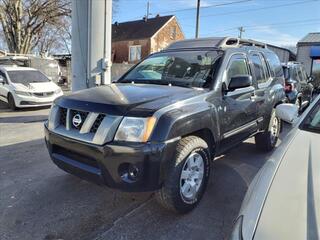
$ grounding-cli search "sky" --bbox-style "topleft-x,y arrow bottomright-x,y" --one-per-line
114,0 -> 320,47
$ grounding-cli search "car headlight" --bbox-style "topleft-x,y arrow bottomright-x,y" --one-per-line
54,88 -> 62,94
114,117 -> 156,142
14,90 -> 32,96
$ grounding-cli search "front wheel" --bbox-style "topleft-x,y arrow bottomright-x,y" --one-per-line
255,109 -> 280,152
8,93 -> 17,111
156,136 -> 211,214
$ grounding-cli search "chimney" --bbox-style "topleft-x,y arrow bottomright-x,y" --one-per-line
156,14 -> 160,18
143,16 -> 147,22
114,21 -> 119,26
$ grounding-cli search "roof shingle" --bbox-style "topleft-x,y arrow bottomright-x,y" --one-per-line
112,15 -> 174,42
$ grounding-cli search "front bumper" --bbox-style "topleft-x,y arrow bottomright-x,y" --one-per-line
14,92 -> 63,108
44,124 -> 178,192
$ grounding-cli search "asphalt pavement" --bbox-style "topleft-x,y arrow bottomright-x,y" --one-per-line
0,101 -> 292,240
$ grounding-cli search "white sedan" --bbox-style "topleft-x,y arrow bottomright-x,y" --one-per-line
0,66 -> 63,110
231,95 -> 320,240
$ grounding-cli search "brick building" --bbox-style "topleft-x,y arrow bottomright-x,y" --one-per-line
112,15 -> 184,63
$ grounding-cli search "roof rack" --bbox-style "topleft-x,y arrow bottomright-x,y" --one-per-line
165,36 -> 267,51
219,37 -> 267,49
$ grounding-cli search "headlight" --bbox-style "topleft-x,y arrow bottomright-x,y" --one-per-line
230,216 -> 243,240
114,117 -> 156,142
14,90 -> 32,96
54,88 -> 62,94
48,103 -> 59,130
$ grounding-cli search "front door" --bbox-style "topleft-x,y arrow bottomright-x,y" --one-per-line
220,53 -> 258,146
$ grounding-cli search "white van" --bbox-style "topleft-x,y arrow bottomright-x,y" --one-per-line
0,66 -> 63,110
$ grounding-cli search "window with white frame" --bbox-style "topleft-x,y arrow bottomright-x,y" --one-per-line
129,45 -> 141,62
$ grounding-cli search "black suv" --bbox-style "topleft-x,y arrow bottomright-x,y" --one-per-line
282,62 -> 314,111
45,37 -> 286,213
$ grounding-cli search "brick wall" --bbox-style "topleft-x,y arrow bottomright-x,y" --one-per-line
150,17 -> 185,53
112,39 -> 150,64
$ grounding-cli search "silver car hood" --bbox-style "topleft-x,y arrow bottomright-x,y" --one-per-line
239,95 -> 320,240
254,129 -> 320,239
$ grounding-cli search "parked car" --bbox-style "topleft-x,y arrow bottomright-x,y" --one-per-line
0,54 -> 61,83
0,66 -> 63,110
230,94 -> 320,240
282,62 -> 314,111
44,37 -> 286,213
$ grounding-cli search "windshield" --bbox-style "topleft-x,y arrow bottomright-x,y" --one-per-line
301,100 -> 320,133
8,70 -> 50,84
120,50 -> 222,88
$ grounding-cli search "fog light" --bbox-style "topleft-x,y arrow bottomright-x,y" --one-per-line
128,164 -> 139,180
118,163 -> 141,183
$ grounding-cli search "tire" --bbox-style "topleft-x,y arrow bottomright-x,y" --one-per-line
8,93 -> 17,111
156,136 -> 211,214
255,109 -> 280,152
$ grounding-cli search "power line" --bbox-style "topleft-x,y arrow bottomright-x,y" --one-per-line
211,18 -> 320,34
157,0 -> 253,15
202,22 -> 320,37
196,0 -> 319,19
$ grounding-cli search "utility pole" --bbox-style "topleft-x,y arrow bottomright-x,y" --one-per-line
71,0 -> 112,91
238,26 -> 245,39
146,1 -> 151,20
195,0 -> 200,38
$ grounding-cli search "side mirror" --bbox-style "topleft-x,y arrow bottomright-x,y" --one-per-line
0,76 -> 4,84
276,104 -> 299,124
228,75 -> 252,91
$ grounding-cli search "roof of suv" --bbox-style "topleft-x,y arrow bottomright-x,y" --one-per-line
165,37 -> 268,51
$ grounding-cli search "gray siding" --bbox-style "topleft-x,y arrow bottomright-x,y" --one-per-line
267,45 -> 290,63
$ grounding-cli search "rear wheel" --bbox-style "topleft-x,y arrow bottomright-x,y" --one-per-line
156,136 -> 211,214
8,93 -> 17,111
255,109 -> 280,152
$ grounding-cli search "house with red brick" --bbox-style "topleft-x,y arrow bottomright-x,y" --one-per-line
112,15 -> 184,63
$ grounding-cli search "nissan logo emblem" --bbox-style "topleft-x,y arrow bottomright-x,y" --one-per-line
72,114 -> 82,128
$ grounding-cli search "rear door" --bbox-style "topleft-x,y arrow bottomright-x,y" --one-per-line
220,53 -> 258,144
248,51 -> 271,122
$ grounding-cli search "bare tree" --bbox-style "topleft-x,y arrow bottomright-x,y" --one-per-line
0,0 -> 71,54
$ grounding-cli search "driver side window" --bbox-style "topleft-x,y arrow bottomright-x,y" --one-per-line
0,71 -> 7,84
226,54 -> 249,83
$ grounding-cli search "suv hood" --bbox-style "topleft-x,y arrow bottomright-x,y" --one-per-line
13,81 -> 60,93
56,83 -> 204,117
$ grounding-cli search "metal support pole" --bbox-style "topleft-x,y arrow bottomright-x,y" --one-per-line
71,0 -> 112,92
195,0 -> 200,38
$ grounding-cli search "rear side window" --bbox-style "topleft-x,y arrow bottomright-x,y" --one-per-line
226,54 -> 249,82
264,52 -> 283,78
250,53 -> 267,84
0,71 -> 7,81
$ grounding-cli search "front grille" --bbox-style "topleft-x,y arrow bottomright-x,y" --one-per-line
90,114 -> 105,133
33,92 -> 54,97
52,106 -> 121,145
70,110 -> 88,130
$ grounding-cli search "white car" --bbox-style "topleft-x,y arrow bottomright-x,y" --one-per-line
230,95 -> 320,240
0,66 -> 63,110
